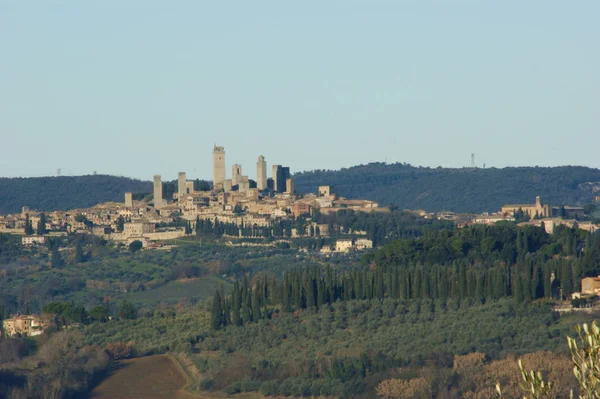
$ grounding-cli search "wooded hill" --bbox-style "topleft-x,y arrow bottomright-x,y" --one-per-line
2,163 -> 600,214
294,163 -> 600,213
0,175 -> 151,214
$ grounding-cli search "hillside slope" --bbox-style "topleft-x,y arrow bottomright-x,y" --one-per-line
2,163 -> 599,215
294,163 -> 600,213
0,175 -> 151,214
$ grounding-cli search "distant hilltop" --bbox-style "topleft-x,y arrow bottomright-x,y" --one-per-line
1,163 -> 600,214
0,175 -> 151,215
293,163 -> 600,213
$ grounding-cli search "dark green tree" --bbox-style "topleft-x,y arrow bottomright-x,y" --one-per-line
24,214 -> 34,235
129,240 -> 143,252
211,291 -> 223,330
116,215 -> 125,232
74,241 -> 85,263
118,300 -> 137,320
36,213 -> 47,235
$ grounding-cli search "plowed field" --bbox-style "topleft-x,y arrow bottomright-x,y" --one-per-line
90,355 -> 201,399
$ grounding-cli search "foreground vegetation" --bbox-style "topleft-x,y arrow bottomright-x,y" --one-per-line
1,219 -> 599,398
75,297 -> 594,398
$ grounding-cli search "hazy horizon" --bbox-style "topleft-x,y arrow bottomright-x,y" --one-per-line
2,1 -> 599,181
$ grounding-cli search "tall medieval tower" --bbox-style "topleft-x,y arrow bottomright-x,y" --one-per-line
153,175 -> 164,208
232,164 -> 242,187
178,172 -> 187,197
256,155 -> 267,190
212,144 -> 226,189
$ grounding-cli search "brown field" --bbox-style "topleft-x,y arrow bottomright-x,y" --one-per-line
90,355 -> 203,399
90,354 -> 264,399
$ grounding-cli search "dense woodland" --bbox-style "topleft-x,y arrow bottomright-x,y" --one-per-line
294,163 -> 600,212
208,224 -> 599,332
0,175 -> 151,214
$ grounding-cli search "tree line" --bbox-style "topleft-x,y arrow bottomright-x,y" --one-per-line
211,224 -> 600,328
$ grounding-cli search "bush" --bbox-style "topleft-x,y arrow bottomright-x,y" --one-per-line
199,378 -> 214,391
105,341 -> 136,360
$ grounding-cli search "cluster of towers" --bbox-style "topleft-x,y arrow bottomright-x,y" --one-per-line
150,145 -> 293,209
212,144 -> 292,194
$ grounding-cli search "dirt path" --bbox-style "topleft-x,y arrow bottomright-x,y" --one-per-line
90,355 -> 209,399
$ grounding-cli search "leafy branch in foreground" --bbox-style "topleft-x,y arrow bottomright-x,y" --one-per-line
498,321 -> 600,399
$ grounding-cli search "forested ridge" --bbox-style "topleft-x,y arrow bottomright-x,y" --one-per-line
0,175 -> 151,214
294,163 -> 600,212
2,162 -> 600,215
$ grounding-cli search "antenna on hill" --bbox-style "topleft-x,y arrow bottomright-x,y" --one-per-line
57,168 -> 61,177
471,153 -> 475,168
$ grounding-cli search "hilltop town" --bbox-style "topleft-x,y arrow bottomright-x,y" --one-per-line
1,145 -> 599,253
0,145 -> 381,252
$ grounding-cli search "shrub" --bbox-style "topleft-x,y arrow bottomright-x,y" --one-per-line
199,378 -> 214,391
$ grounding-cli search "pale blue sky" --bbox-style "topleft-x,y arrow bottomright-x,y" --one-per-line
1,1 -> 598,181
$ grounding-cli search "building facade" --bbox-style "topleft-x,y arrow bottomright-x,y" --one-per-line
501,196 -> 549,218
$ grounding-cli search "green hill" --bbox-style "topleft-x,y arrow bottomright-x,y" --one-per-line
2,163 -> 599,215
0,175 -> 151,214
294,163 -> 600,213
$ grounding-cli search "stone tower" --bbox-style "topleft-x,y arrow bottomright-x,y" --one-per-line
256,155 -> 267,190
178,172 -> 187,197
124,192 -> 133,208
212,144 -> 226,189
286,178 -> 294,194
232,164 -> 242,187
272,164 -> 281,193
153,175 -> 164,208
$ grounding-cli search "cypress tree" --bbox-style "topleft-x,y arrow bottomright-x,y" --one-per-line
251,288 -> 261,320
222,299 -> 231,326
317,279 -> 325,309
232,281 -> 242,326
242,305 -> 252,324
74,241 -> 84,263
307,277 -> 316,309
513,273 -> 524,303
36,213 -> 47,235
211,291 -> 223,330
51,249 -> 63,268
24,214 -> 34,236
562,262 -> 574,299
413,268 -> 422,299
282,274 -> 291,312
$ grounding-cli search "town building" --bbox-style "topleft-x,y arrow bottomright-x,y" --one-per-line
213,145 -> 226,189
335,239 -> 354,253
124,222 -> 155,237
22,235 -> 46,246
318,186 -> 331,197
501,196 -> 549,218
2,315 -> 47,337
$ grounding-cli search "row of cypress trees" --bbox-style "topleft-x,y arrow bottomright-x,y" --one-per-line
210,254 -> 584,329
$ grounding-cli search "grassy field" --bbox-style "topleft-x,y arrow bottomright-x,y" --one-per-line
124,276 -> 232,306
